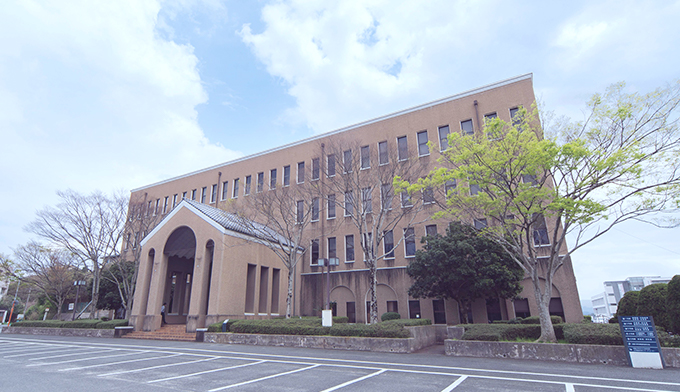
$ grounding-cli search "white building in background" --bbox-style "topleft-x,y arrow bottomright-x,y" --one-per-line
591,276 -> 672,322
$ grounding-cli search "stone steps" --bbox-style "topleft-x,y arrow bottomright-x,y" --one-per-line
123,325 -> 197,342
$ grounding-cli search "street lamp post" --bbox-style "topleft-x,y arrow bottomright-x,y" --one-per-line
72,280 -> 86,321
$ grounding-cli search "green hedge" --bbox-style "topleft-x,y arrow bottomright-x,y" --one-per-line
462,324 -> 565,341
562,323 -> 622,345
11,319 -> 128,329
381,312 -> 401,321
96,319 -> 128,329
12,320 -> 66,328
519,316 -> 563,325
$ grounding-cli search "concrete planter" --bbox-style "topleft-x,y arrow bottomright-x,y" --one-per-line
445,339 -> 680,368
2,326 -> 115,338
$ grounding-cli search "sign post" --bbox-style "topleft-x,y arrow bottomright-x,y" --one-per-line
618,316 -> 664,369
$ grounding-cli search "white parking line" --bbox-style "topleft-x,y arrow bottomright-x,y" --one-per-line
4,347 -> 77,358
56,353 -> 183,371
26,348 -> 104,361
320,369 -> 386,392
566,383 -> 575,392
208,364 -> 320,391
442,375 -> 468,391
147,360 -> 267,383
98,356 -> 220,377
31,351 -> 147,368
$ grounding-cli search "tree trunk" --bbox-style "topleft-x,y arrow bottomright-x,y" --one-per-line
532,274 -> 556,342
286,268 -> 294,319
368,261 -> 378,324
456,299 -> 468,324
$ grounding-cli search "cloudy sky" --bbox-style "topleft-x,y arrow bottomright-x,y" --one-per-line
1,0 -> 678,303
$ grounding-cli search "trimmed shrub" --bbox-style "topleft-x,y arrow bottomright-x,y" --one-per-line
667,275 -> 680,334
207,322 -> 223,332
381,312 -> 401,321
65,319 -> 102,329
100,317 -> 111,322
332,316 -> 349,324
608,317 -> 618,324
582,315 -> 592,323
11,320 -> 66,328
562,323 -> 622,346
96,319 -> 128,329
461,324 -> 564,341
520,316 -> 563,325
616,290 -> 639,317
637,283 -> 669,330
658,330 -> 680,348
383,318 -> 431,326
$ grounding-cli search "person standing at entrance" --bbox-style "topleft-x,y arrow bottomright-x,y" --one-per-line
161,303 -> 167,325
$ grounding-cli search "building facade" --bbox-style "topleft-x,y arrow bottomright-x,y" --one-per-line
127,74 -> 583,332
591,276 -> 673,322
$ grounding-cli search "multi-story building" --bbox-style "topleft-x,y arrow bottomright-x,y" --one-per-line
127,74 -> 583,332
591,276 -> 672,322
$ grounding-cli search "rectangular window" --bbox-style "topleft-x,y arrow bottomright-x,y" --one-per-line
461,119 -> 474,135
404,227 -> 416,257
172,194 -> 178,208
232,178 -> 239,198
360,145 -> 370,169
510,106 -> 521,126
245,175 -> 251,195
296,200 -> 304,223
387,301 -> 398,314
409,300 -> 421,319
417,130 -> 429,156
328,237 -> 337,259
182,191 -> 187,200
470,183 -> 481,196
445,180 -> 456,198
438,125 -> 450,150
381,183 -> 393,210
378,141 -> 388,165
522,174 -> 538,186
257,172 -> 264,193
533,213 -> 550,246
327,154 -> 336,177
344,191 -> 354,216
474,218 -> 488,230
400,191 -> 412,208
345,235 -> 354,262
283,165 -> 291,186
312,158 -> 320,180
343,149 -> 352,173
211,184 -> 218,203
270,169 -> 277,189
297,161 -> 305,183
310,239 -> 319,265
147,200 -> 153,216
327,194 -> 336,219
311,197 -> 319,221
361,187 -> 372,213
423,187 -> 435,204
191,189 -> 197,201
425,224 -> 438,237
221,181 -> 228,200
163,196 -> 169,213
384,230 -> 395,259
155,199 -> 160,215
201,187 -> 207,203
397,136 -> 408,160
484,112 -> 498,121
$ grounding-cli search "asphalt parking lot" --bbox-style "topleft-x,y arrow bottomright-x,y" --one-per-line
0,335 -> 679,391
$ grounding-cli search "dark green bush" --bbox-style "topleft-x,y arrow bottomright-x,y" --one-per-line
207,322 -> 223,332
582,315 -> 592,323
461,323 -> 564,341
11,320 -> 66,328
329,323 -> 410,338
520,316 -> 563,325
100,317 -> 111,322
638,283 -> 669,331
382,318 -> 431,326
381,312 -> 401,321
96,319 -> 128,329
658,330 -> 680,348
332,316 -> 349,324
667,275 -> 680,334
65,319 -> 103,329
608,317 -> 618,324
562,323 -> 622,345
616,290 -> 639,317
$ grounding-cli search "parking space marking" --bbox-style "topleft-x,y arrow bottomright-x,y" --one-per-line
27,347 -> 115,361
147,359 -> 267,383
29,351 -> 147,368
54,353 -> 183,371
97,356 -> 221,377
319,369 -> 386,392
4,347 -> 78,358
441,375 -> 468,391
208,364 -> 320,391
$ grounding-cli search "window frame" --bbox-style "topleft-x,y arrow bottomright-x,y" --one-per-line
417,130 -> 430,157
232,178 -> 239,198
345,234 -> 355,263
221,181 -> 229,201
311,197 -> 320,222
361,187 -> 372,214
201,187 -> 207,203
381,183 -> 393,210
327,154 -> 336,177
397,136 -> 408,161
343,149 -> 352,173
327,194 -> 336,219
327,237 -> 337,259
270,168 -> 277,189
283,165 -> 291,187
210,184 -> 218,203
404,227 -> 416,258
311,157 -> 320,181
461,119 -> 474,135
297,161 -> 305,184
310,239 -> 320,266
438,125 -> 450,151
383,230 -> 395,259
257,172 -> 264,193
344,191 -> 354,216
244,175 -> 251,196
360,145 -> 370,169
378,140 -> 389,165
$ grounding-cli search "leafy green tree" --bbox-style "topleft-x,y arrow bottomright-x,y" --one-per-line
616,290 -> 639,317
667,275 -> 680,334
638,283 -> 669,330
404,82 -> 680,342
407,222 -> 524,323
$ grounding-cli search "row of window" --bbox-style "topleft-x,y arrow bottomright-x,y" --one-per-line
308,224 -> 439,265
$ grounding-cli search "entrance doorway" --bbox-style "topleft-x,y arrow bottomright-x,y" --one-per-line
162,227 -> 196,325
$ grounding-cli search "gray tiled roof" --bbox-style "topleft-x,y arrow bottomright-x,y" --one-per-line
183,199 -> 302,251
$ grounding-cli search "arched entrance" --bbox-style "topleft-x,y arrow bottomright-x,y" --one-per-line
162,226 -> 196,324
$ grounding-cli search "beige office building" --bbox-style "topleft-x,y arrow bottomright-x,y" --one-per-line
127,74 -> 583,332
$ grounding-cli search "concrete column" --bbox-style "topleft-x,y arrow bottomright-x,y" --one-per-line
143,252 -> 169,331
186,245 -> 208,332
130,248 -> 155,330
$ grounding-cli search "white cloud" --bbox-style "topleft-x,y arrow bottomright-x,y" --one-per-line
0,0 -> 241,254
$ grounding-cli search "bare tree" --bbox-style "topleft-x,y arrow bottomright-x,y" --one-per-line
227,175 -> 321,319
322,139 -> 428,323
25,189 -> 128,317
12,242 -> 79,319
112,193 -> 163,318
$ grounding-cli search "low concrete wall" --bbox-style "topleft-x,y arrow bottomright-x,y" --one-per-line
205,332 -> 415,353
445,339 -> 680,368
2,326 -> 115,338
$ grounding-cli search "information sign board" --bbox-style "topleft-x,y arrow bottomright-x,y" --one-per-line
618,316 -> 664,369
